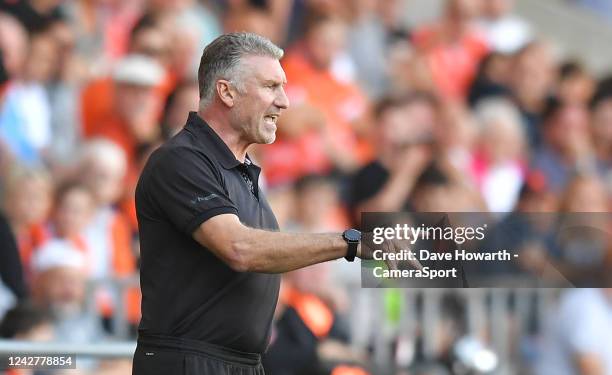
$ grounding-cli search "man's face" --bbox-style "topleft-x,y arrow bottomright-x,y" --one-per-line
230,55 -> 289,144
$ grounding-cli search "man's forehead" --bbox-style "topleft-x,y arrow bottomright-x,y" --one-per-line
242,55 -> 287,83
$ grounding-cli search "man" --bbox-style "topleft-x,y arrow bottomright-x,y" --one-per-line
132,32 -> 406,375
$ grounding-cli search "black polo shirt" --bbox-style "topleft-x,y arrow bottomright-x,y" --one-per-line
135,112 -> 280,354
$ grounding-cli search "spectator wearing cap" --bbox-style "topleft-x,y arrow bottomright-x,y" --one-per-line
30,241 -> 107,371
81,54 -> 165,174
30,240 -> 102,339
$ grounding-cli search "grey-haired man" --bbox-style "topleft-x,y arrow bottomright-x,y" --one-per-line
132,32 -> 402,375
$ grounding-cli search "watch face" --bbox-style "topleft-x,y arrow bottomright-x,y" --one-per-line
344,229 -> 361,242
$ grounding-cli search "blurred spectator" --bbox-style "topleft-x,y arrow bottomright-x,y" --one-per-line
347,93 -> 434,221
471,98 -> 527,213
551,174 -> 611,285
82,54 -> 164,173
30,241 -> 103,342
515,171 -> 559,213
410,164 -> 482,212
62,0 -> 110,71
287,174 -> 349,233
557,61 -> 596,106
411,0 -> 489,99
145,0 -> 221,77
467,52 -> 513,106
160,79 -> 199,139
77,139 -> 139,325
261,13 -> 370,186
128,13 -> 173,68
0,28 -> 58,165
2,165 -> 53,280
509,41 -> 557,148
475,0 -> 532,54
0,12 -> 29,79
345,0 -> 409,99
46,20 -> 87,168
264,264 -> 364,375
537,289 -> 612,375
77,139 -> 134,273
532,98 -> 596,193
30,241 -> 105,371
33,181 -> 95,264
224,5 -> 277,44
559,173 -> 610,212
435,100 -> 479,175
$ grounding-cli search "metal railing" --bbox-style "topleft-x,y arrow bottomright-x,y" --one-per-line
1,277 -> 562,374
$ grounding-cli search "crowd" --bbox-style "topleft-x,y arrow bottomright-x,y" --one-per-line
0,0 -> 610,374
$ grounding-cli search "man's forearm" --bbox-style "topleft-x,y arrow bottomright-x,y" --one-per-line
230,229 -> 348,273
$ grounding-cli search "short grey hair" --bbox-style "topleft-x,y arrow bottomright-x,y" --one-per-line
198,32 -> 284,107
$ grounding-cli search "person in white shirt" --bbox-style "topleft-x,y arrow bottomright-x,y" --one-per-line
537,288 -> 612,375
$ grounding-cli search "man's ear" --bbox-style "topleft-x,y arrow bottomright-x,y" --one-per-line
216,80 -> 235,108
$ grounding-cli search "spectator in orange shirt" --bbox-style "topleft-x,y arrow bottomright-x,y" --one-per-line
412,0 -> 489,99
84,54 -> 165,175
261,13 -> 371,186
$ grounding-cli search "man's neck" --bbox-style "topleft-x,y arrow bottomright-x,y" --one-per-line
198,108 -> 249,163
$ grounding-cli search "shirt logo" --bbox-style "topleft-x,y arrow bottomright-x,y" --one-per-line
191,193 -> 218,204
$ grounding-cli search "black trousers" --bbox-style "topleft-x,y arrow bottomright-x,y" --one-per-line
132,334 -> 265,375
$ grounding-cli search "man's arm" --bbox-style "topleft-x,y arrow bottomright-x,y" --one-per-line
193,214 -> 349,273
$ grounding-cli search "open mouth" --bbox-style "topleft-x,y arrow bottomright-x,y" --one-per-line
264,114 -> 279,125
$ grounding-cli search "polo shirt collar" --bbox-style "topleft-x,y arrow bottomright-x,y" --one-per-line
185,111 -> 249,170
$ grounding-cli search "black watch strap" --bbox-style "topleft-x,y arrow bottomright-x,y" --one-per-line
345,241 -> 358,262
343,229 -> 361,262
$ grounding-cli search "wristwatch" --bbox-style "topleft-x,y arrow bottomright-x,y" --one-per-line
342,229 -> 361,262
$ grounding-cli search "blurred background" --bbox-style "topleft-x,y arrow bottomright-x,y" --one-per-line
0,0 -> 611,374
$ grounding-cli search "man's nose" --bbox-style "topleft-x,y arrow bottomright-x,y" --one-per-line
275,88 -> 290,110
